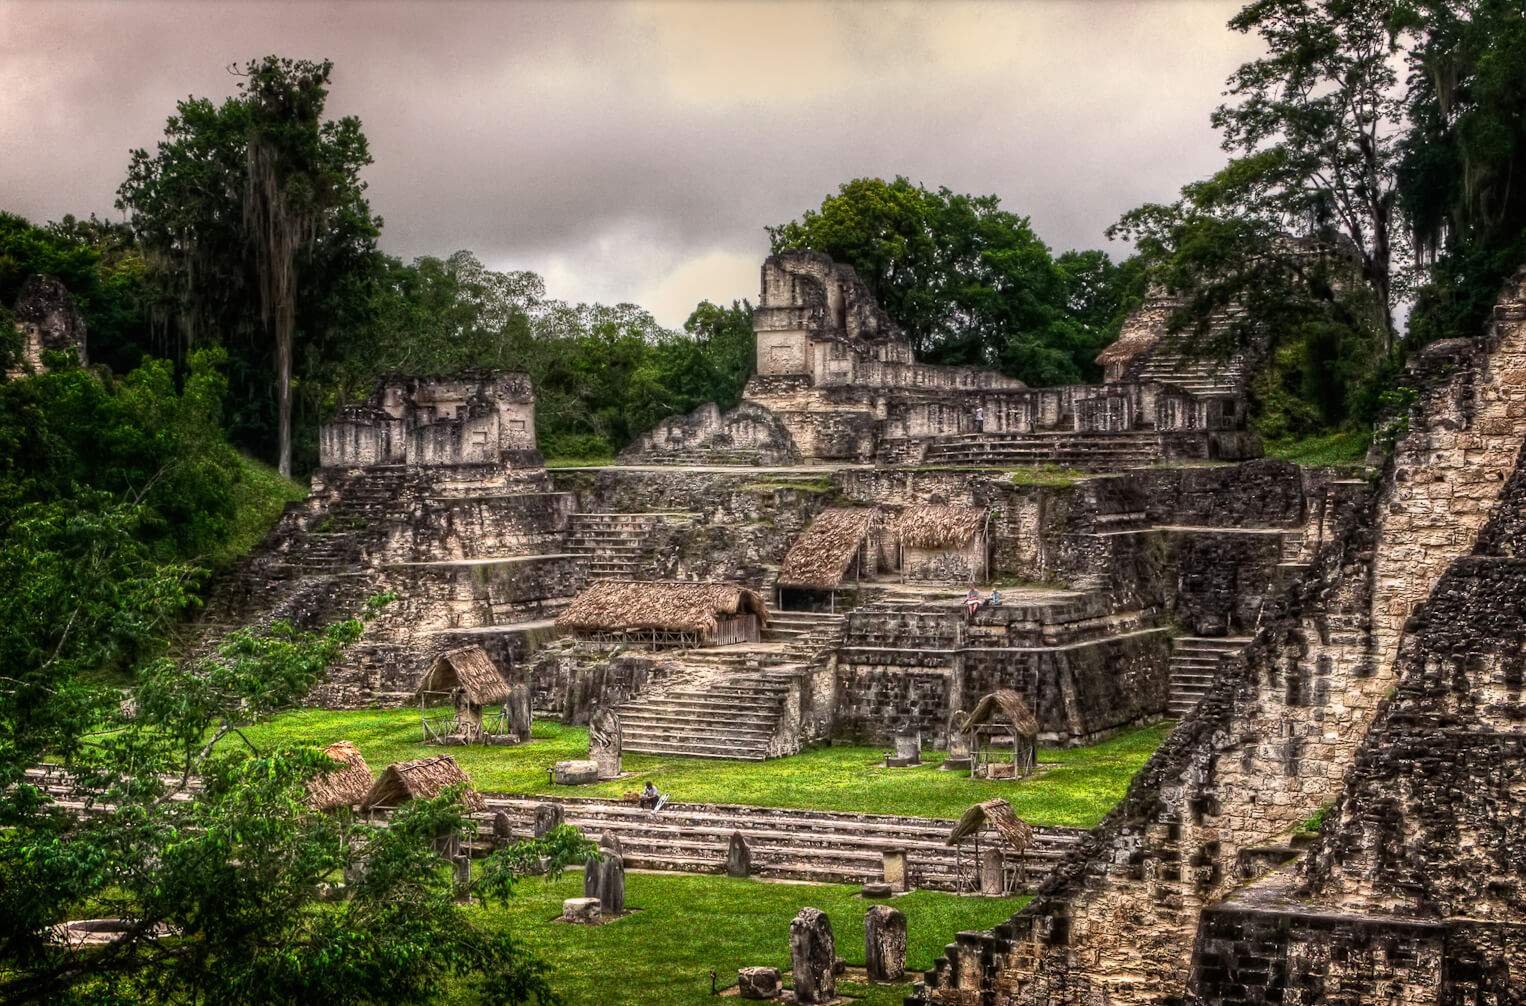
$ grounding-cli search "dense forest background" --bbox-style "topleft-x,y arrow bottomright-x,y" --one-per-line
2,4 -> 1525,1000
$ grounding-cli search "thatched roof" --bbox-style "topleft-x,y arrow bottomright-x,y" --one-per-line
896,505 -> 988,550
946,798 -> 1035,852
555,580 -> 768,635
306,740 -> 373,812
361,755 -> 486,813
777,508 -> 878,589
416,646 -> 509,705
966,690 -> 1040,740
1095,298 -> 1169,367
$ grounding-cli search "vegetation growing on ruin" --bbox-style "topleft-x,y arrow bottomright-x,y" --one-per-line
454,871 -> 1026,1006
1262,430 -> 1372,469
242,712 -> 1168,828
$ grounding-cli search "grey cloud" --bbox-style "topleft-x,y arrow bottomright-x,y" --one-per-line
1,0 -> 1261,325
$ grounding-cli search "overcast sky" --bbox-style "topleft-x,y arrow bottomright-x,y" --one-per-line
2,0 -> 1261,327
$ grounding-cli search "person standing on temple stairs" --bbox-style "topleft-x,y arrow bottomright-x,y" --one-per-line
973,405 -> 985,432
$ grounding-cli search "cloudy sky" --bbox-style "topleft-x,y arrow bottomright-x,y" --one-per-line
2,0 -> 1261,327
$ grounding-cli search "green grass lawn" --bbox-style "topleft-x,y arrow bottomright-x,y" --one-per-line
455,871 -> 1026,1006
244,710 -> 1166,827
1263,429 -> 1372,468
214,453 -> 307,568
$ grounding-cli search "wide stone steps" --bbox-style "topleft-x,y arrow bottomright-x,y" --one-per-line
922,432 -> 1163,471
1168,636 -> 1253,716
617,668 -> 797,760
483,795 -> 1086,891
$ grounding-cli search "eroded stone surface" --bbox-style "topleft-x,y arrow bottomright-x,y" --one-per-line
789,907 -> 836,1005
865,905 -> 907,982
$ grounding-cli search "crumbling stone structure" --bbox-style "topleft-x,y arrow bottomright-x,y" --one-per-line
911,268 -> 1526,1005
319,371 -> 540,469
7,274 -> 87,378
621,251 -> 1259,466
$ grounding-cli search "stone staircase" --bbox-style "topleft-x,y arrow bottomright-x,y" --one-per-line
616,665 -> 805,760
483,794 -> 1086,892
922,431 -> 1162,470
1132,329 -> 1248,397
1167,636 -> 1252,716
565,513 -> 659,579
764,610 -> 846,663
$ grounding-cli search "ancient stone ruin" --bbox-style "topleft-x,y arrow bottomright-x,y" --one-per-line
190,250 -> 1526,996
7,274 -> 87,378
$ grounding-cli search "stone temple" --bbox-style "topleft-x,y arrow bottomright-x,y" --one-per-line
196,251 -> 1526,1003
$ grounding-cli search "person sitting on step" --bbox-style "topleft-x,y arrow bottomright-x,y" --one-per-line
964,587 -> 982,623
640,780 -> 668,812
988,587 -> 1002,608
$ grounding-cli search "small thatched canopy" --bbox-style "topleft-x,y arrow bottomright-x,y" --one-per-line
555,580 -> 768,635
897,505 -> 988,550
966,690 -> 1040,741
416,646 -> 509,705
946,798 -> 1035,853
1095,304 -> 1166,368
361,755 -> 486,813
777,508 -> 879,589
306,740 -> 373,812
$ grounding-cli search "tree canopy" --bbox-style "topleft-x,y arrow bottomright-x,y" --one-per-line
769,176 -> 1137,386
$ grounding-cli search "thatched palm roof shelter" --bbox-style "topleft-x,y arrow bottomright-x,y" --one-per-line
416,646 -> 509,705
306,740 -> 373,812
896,505 -> 989,550
966,690 -> 1040,740
361,755 -> 486,814
946,798 -> 1035,853
555,580 -> 768,646
965,690 -> 1039,780
777,508 -> 880,589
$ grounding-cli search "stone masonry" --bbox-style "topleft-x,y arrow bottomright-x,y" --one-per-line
912,268 -> 1526,1005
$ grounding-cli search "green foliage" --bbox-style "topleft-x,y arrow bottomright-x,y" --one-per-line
218,452 -> 307,567
1214,0 -> 1411,340
1,598 -> 573,1005
117,56 -> 380,474
1401,0 -> 1526,345
1298,802 -> 1334,835
1262,429 -> 1372,468
243,711 -> 1168,828
769,176 -> 1136,385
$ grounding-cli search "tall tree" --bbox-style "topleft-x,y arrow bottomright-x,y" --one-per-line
1213,0 -> 1413,346
768,177 -> 1104,385
1400,0 -> 1526,344
118,56 -> 379,475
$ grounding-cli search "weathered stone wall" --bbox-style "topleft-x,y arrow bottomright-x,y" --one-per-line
8,274 -> 87,377
914,269 -> 1526,1006
832,605 -> 1169,745
528,647 -> 679,723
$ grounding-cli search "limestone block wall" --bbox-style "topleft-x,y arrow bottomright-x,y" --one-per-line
376,491 -> 576,562
617,401 -> 800,463
913,270 -> 1526,1006
372,555 -> 585,638
1192,441 -> 1526,1005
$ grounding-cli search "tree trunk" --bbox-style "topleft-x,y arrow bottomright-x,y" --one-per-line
277,315 -> 292,477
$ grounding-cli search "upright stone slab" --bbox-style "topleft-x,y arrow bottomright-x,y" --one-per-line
533,802 -> 564,838
881,848 -> 908,892
506,682 -> 532,743
599,830 -> 624,858
943,711 -> 973,771
727,831 -> 752,878
864,905 -> 907,981
886,731 -> 921,767
491,810 -> 514,846
789,907 -> 836,1004
589,706 -> 622,780
582,853 -> 601,899
597,851 -> 626,915
978,847 -> 1005,896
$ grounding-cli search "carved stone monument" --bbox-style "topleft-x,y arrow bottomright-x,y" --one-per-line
727,830 -> 752,878
789,907 -> 836,1004
589,706 -> 622,780
533,802 -> 564,838
864,904 -> 907,982
978,846 -> 1005,896
881,848 -> 908,893
942,710 -> 973,772
506,682 -> 533,743
885,731 -> 921,767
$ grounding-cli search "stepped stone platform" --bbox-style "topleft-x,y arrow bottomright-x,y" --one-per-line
1166,636 -> 1252,717
485,794 -> 1085,892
